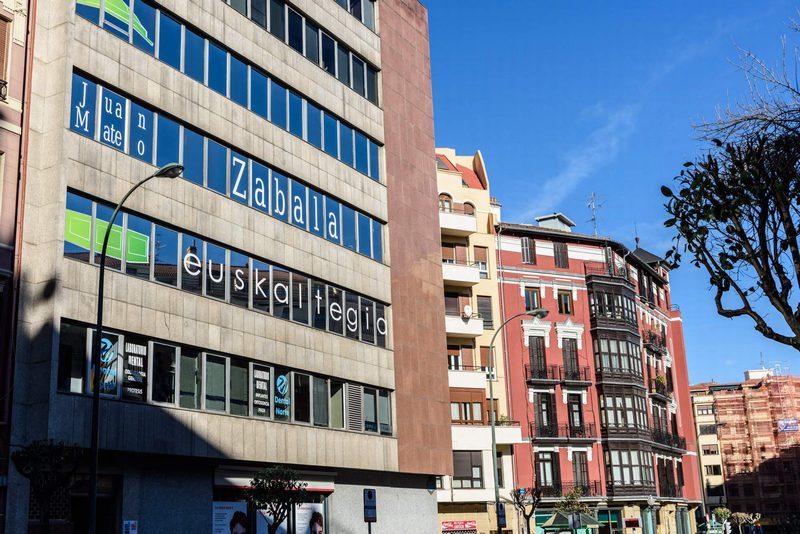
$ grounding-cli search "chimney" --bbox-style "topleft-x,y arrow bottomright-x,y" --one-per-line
535,213 -> 576,233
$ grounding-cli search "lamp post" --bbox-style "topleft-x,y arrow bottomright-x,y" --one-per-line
87,163 -> 183,534
488,308 -> 549,530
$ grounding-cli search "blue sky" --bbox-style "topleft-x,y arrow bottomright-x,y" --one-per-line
427,1 -> 800,383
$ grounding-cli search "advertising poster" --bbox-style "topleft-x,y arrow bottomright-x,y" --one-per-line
252,364 -> 271,418
122,336 -> 148,402
87,330 -> 120,396
295,502 -> 325,534
256,509 -> 288,534
778,418 -> 798,432
213,502 -> 249,534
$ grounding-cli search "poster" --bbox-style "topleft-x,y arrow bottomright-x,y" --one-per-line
252,364 -> 271,418
122,336 -> 147,402
87,330 -> 120,396
256,509 -> 287,534
295,502 -> 325,534
779,418 -> 798,432
213,502 -> 249,534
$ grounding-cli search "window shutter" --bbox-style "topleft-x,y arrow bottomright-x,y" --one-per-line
441,242 -> 455,261
479,346 -> 490,369
347,383 -> 363,431
453,451 -> 471,478
554,242 -> 569,268
521,237 -> 536,264
0,20 -> 8,79
477,296 -> 493,328
474,246 -> 488,262
462,345 -> 474,366
552,450 -> 561,486
455,243 -> 468,263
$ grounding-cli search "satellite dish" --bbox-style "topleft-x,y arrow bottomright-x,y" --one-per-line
462,304 -> 472,318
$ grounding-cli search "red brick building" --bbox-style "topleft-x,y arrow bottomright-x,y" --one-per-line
496,214 -> 701,533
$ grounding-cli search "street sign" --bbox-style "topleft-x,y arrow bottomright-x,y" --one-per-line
364,488 -> 377,523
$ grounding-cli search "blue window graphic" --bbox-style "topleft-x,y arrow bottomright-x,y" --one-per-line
250,69 -> 268,119
251,161 -> 270,214
132,0 -> 157,55
157,13 -> 182,71
182,129 -> 205,186
98,87 -> 127,151
230,151 -> 250,205
230,55 -> 248,107
290,180 -> 307,230
75,0 -> 100,24
129,102 -> 154,164
208,42 -> 228,96
102,0 -> 130,40
70,73 -> 97,139
308,189 -> 325,238
272,171 -> 289,222
207,140 -> 228,194
155,116 -> 180,168
183,28 -> 205,83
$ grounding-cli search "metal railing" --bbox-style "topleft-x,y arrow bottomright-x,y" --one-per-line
658,482 -> 684,498
539,481 -> 603,498
643,331 -> 667,353
530,423 -> 597,440
441,258 -> 480,267
0,79 -> 7,102
447,363 -> 486,372
561,365 -> 592,382
439,205 -> 476,216
525,364 -> 560,382
584,262 -> 634,282
651,427 -> 687,450
649,377 -> 672,398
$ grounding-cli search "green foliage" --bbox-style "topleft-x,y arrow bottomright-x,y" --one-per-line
245,465 -> 307,534
713,507 -> 732,523
555,486 -> 591,514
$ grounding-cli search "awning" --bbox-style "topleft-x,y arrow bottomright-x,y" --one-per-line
214,467 -> 336,494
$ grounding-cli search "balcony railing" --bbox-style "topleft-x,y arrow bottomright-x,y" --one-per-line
659,482 -> 684,498
525,364 -> 560,382
0,79 -> 7,102
595,367 -> 644,383
530,423 -> 597,440
602,422 -> 652,440
447,363 -> 486,372
643,331 -> 667,354
441,258 -> 480,267
561,365 -> 591,383
649,378 -> 672,400
651,428 -> 687,450
439,205 -> 475,216
584,262 -> 634,283
539,481 -> 603,498
606,481 -> 657,497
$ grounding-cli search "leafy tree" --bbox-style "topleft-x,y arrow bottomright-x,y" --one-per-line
511,486 -> 542,534
11,440 -> 82,534
555,486 -> 591,515
245,465 -> 307,534
713,507 -> 732,525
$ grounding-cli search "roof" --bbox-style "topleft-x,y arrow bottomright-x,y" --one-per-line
455,163 -> 485,190
632,247 -> 664,266
535,213 -> 576,227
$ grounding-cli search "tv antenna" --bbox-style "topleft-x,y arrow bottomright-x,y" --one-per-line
587,192 -> 603,236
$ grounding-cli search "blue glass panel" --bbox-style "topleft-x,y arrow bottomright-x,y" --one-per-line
366,66 -> 378,105
132,0 -> 156,55
341,204 -> 356,251
251,161 -> 270,214
153,225 -> 179,286
230,250 -> 250,308
308,190 -> 325,238
207,42 -> 228,96
288,91 -> 303,138
76,0 -> 100,24
98,87 -> 127,151
181,234 -> 204,294
372,219 -> 382,262
182,129 -> 204,186
354,131 -> 368,174
325,197 -> 340,245
252,259 -> 271,313
368,141 -> 380,181
205,242 -> 227,300
207,139 -> 228,194
103,0 -> 130,40
129,102 -> 154,164
289,180 -> 306,230
230,55 -> 248,107
157,13 -> 182,70
271,171 -> 289,222
306,102 -> 322,149
64,191 -> 93,260
155,116 -> 180,167
357,212 -> 371,256
269,0 -> 285,41
229,151 -> 250,205
339,123 -> 354,167
270,80 -> 287,130
70,73 -> 97,139
337,45 -> 350,86
287,7 -> 303,54
323,113 -> 338,158
250,69 -> 268,119
305,20 -> 319,64
183,28 -> 205,83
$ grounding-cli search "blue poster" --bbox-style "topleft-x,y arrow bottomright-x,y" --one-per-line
70,73 -> 97,139
129,102 -> 153,164
98,87 -> 128,151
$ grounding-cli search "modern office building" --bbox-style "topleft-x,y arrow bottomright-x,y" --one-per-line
7,0 -> 451,531
434,149 -> 519,534
496,214 -> 702,534
691,371 -> 800,533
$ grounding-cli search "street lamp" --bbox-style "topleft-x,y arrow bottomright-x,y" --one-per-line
489,307 -> 549,530
87,163 -> 183,534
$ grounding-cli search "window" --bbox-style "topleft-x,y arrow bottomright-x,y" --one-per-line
379,390 -> 391,435
726,483 -> 739,497
270,79 -> 287,130
250,69 -> 268,119
453,451 -> 483,489
557,290 -> 572,315
207,42 -> 228,95
321,32 -> 336,75
554,242 -> 569,268
536,452 -> 559,488
125,213 -> 152,280
183,28 -> 205,83
157,13 -> 182,70
562,338 -> 579,374
699,424 -> 718,435
293,372 -> 311,423
151,343 -> 177,404
288,90 -> 303,138
474,246 -> 489,278
605,448 -> 654,486
521,236 -> 536,264
229,358 -> 249,416
357,213 -> 372,257
291,273 -> 309,325
352,56 -> 365,96
593,334 -> 642,376
251,364 -> 271,418
342,205 -> 357,251
155,116 -> 180,168
330,380 -> 345,428
64,192 -> 93,262
336,44 -> 350,85
230,56 -> 248,107
438,194 -> 452,212
313,376 -> 328,426
366,66 -> 378,104
204,354 -> 227,412
230,0 -> 247,16
705,465 -> 722,476
179,349 -> 201,409
122,335 -> 148,402
269,0 -> 285,40
274,367 -> 291,421
251,0 -> 267,27
524,288 -> 540,312
181,129 -> 204,186
477,296 -> 493,329
323,112 -> 338,158
573,451 -> 589,487
600,387 -> 648,430
287,7 -> 304,54
363,387 -> 378,432
701,444 -> 719,455
306,102 -> 322,149
58,323 -> 88,393
153,225 -> 179,286
132,1 -> 156,54
93,204 -> 122,270
354,132 -> 369,175
696,404 -> 715,416
339,124 -> 354,167
305,20 -> 319,64
181,235 -> 204,294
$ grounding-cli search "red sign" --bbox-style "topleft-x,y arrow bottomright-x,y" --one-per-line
625,518 -> 641,527
442,520 -> 477,531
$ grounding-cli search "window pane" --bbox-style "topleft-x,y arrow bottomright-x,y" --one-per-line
349,0 -> 362,21
305,20 -> 319,64
308,190 -> 325,238
230,56 -> 248,107
252,161 -> 269,214
352,55 -> 365,96
271,171 -> 289,221
98,87 -> 127,151
132,0 -> 157,55
58,323 -> 87,393
252,259 -> 271,313
291,273 -> 309,325
129,103 -> 154,164
337,46 -> 350,85
182,128 -> 204,186
363,0 -> 376,31
205,242 -> 227,300
293,373 -> 311,423
313,377 -> 328,426
274,367 -> 291,421
354,132 -> 368,174
252,364 -> 271,418
325,197 -> 341,245
125,213 -> 152,280
312,281 -> 327,330
76,0 -> 100,23
287,8 -> 303,54
183,28 -> 205,83
321,33 -> 336,75
306,102 -> 322,148
368,141 -> 380,180
179,348 -> 201,409
270,80 -> 287,130
153,225 -> 179,286
269,0 -> 285,41
158,13 -> 182,70
272,266 -> 290,319
372,220 -> 382,263
230,0 -> 247,16
70,73 -> 97,139
357,212 -> 371,256
103,0 -> 130,40
290,180 -> 307,230
181,235 -> 204,294
91,330 -> 121,397
208,42 -> 228,95
250,69 -> 268,119
345,291 -> 359,340
323,113 -> 338,158
230,151 -> 249,205
342,204 -> 357,251
330,380 -> 344,428
230,359 -> 249,416
251,0 -> 267,27
94,203 -> 122,270
360,297 -> 375,344
230,251 -> 249,308
364,387 -> 377,432
339,124 -> 354,166
151,343 -> 176,404
156,116 -> 180,167
327,286 -> 344,335
288,91 -> 303,138
64,192 -> 92,261
205,354 -> 227,412
379,392 -> 390,434
207,139 -> 228,194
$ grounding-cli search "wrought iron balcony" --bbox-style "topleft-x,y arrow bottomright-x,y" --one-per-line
606,481 -> 657,497
539,481 -> 603,498
530,423 -> 597,440
560,365 -> 592,383
643,330 -> 667,354
649,377 -> 672,401
525,364 -> 560,383
0,79 -> 7,102
584,262 -> 634,283
651,427 -> 687,450
658,482 -> 684,498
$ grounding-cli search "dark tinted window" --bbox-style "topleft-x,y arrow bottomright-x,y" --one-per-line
205,354 -> 227,412
151,343 -> 176,404
291,273 -> 309,325
271,171 -> 289,221
252,259 -> 271,313
179,349 -> 201,409
287,8 -> 304,54
205,242 -> 227,300
357,212 -> 371,256
182,128 -> 204,186
337,45 -> 350,85
251,162 -> 270,214
153,225 -> 179,286
269,0 -> 285,40
270,79 -> 287,129
305,21 -> 319,64
321,32 -> 336,75
129,103 -> 154,164
293,373 -> 310,422
368,141 -> 380,180
250,0 -> 267,27
354,132 -> 368,174
308,189 -> 325,238
272,266 -> 290,320
58,323 -> 86,393
366,66 -> 378,104
290,180 -> 307,230
327,286 -> 344,335
345,292 -> 359,340
325,197 -> 341,245
230,0 -> 247,16
230,151 -> 249,205
352,56 -> 365,96
158,13 -> 182,70
372,219 -> 382,262
230,359 -> 249,416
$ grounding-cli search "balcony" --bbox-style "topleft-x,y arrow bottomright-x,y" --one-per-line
595,367 -> 644,384
444,313 -> 484,338
649,377 -> 672,402
539,481 -> 603,499
530,423 -> 597,441
585,262 -> 635,285
0,79 -> 7,102
561,365 -> 592,385
606,481 -> 657,497
602,422 -> 651,440
525,364 -> 560,383
447,365 -> 488,389
439,206 -> 477,236
452,421 -> 524,448
643,330 -> 667,354
658,482 -> 684,498
441,259 -> 481,287
651,428 -> 687,451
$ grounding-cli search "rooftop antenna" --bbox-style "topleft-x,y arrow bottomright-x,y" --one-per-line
587,192 -> 603,236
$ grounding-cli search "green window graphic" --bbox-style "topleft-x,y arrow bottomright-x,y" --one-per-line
64,209 -> 150,263
77,0 -> 154,46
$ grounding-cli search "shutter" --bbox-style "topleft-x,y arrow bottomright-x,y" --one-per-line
0,20 -> 8,80
554,242 -> 569,268
477,296 -> 493,328
453,451 -> 471,478
474,246 -> 488,262
347,383 -> 363,431
552,450 -> 561,487
455,243 -> 468,263
462,345 -> 474,366
444,293 -> 459,315
441,242 -> 455,261
563,338 -> 578,371
521,237 -> 530,264
479,346 -> 490,369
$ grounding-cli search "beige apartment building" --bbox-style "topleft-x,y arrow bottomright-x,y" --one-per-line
690,383 -> 727,511
435,148 -> 519,534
